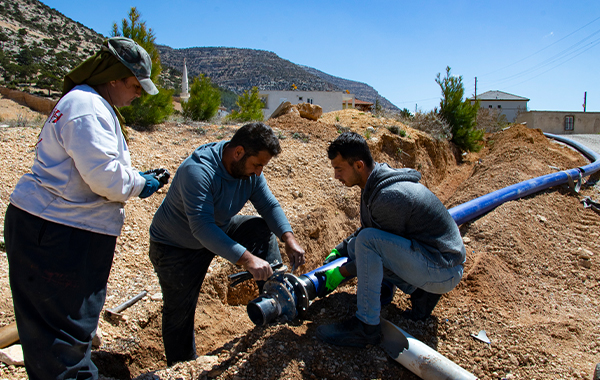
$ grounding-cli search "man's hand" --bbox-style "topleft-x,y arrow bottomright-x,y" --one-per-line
282,232 -> 305,272
236,251 -> 273,281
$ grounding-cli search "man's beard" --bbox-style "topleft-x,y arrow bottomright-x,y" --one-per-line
230,154 -> 250,179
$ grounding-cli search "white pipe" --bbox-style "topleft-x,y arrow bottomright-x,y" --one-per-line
380,318 -> 477,380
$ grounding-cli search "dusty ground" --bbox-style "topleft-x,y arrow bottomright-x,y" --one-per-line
0,97 -> 599,380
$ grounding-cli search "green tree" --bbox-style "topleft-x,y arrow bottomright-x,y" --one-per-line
119,88 -> 174,128
435,66 -> 483,152
111,7 -> 172,127
182,75 -> 221,121
226,87 -> 264,122
37,70 -> 62,94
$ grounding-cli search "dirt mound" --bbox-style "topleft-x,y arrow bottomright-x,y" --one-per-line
0,102 -> 599,379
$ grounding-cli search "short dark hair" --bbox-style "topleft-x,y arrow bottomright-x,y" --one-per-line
229,122 -> 281,157
327,131 -> 374,167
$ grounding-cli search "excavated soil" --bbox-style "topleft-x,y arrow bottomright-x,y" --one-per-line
0,100 -> 599,380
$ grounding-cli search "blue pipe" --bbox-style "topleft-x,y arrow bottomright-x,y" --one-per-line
449,133 -> 600,225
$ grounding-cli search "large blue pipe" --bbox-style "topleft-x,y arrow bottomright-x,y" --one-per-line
449,133 -> 600,225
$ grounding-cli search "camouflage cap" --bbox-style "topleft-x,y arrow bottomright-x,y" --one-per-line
103,37 -> 159,95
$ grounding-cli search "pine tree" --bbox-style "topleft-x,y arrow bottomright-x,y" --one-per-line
226,87 -> 264,122
181,75 -> 221,121
435,66 -> 483,152
111,7 -> 173,128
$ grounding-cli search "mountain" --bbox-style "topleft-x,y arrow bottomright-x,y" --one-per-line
157,45 -> 399,111
0,0 -> 400,111
0,0 -> 104,94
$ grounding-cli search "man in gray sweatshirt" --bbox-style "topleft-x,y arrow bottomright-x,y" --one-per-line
149,122 -> 305,365
316,132 -> 465,348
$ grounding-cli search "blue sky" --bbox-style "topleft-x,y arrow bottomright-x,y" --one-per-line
41,0 -> 600,112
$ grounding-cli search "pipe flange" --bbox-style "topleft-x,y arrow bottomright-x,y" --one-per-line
263,278 -> 297,322
284,273 -> 310,318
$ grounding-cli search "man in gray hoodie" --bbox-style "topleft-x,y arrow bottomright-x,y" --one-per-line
316,132 -> 465,348
149,122 -> 305,365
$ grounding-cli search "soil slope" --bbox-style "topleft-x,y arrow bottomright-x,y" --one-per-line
0,101 -> 599,380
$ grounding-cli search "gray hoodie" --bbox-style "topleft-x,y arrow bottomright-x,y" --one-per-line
337,163 -> 465,274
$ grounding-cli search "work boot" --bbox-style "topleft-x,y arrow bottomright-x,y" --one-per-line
402,288 -> 442,321
316,316 -> 381,348
380,279 -> 396,307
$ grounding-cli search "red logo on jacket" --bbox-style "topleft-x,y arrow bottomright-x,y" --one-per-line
50,109 -> 63,124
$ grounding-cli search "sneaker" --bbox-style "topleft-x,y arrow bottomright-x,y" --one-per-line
316,316 -> 381,348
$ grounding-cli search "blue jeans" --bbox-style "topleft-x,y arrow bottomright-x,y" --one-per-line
347,228 -> 464,325
149,215 -> 280,366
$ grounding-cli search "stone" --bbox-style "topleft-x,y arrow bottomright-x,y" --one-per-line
269,101 -> 295,119
151,292 -> 163,301
92,326 -> 102,348
296,103 -> 322,121
0,344 -> 24,366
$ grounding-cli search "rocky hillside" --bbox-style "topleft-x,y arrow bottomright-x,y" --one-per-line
0,0 -> 400,110
158,45 -> 399,111
0,0 -> 103,94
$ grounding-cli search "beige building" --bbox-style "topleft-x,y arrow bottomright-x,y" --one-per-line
469,90 -> 529,122
260,90 -> 355,119
516,111 -> 600,134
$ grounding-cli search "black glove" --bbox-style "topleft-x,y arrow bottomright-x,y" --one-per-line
143,168 -> 170,189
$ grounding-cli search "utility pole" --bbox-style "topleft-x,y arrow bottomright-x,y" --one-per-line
474,77 -> 477,99
583,92 -> 587,112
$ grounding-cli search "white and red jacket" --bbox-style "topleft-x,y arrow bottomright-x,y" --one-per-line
10,85 -> 146,236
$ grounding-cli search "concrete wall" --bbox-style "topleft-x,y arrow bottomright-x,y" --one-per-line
516,111 -> 600,134
260,90 -> 354,119
471,99 -> 528,122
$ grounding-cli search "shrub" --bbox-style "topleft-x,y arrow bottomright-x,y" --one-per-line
120,87 -> 174,129
226,87 -> 264,122
181,75 -> 221,121
476,108 -> 509,133
435,66 -> 483,152
408,111 -> 452,141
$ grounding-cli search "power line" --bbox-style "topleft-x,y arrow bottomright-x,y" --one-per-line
481,27 -> 600,89
502,38 -> 600,90
481,15 -> 600,77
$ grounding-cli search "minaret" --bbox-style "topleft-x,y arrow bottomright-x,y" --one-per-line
181,58 -> 190,101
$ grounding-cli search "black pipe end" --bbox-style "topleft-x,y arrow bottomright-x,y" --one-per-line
247,295 -> 280,326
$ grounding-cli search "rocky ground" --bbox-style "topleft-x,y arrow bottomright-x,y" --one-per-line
0,97 -> 599,380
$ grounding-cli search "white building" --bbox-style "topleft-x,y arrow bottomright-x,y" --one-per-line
469,90 -> 529,122
259,90 -> 355,119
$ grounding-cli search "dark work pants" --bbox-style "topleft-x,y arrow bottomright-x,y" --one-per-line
149,215 -> 280,366
4,204 -> 116,380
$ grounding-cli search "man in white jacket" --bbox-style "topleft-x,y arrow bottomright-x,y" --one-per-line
4,37 -> 166,380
